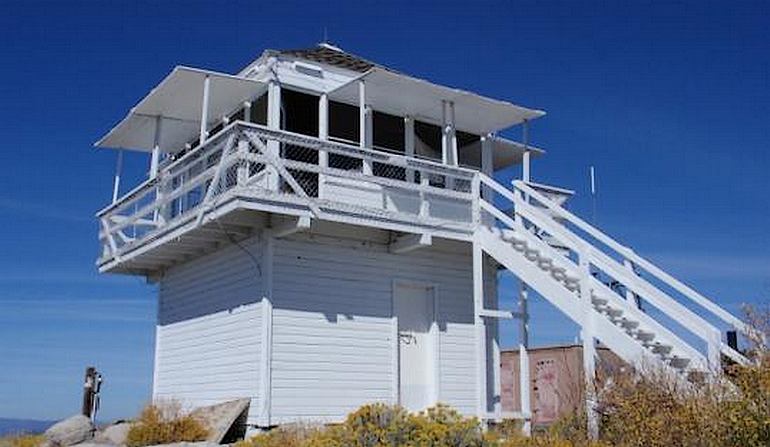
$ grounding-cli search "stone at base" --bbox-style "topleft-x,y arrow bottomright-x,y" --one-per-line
44,415 -> 95,447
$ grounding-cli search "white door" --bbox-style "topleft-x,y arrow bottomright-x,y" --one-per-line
394,283 -> 436,412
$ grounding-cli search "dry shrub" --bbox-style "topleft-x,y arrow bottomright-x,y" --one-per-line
595,305 -> 770,447
237,403 -> 484,447
0,434 -> 45,447
125,401 -> 209,447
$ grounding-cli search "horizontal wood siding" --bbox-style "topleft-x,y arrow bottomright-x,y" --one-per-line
270,233 -> 478,422
155,237 -> 264,423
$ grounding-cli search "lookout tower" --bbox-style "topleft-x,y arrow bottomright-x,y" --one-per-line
95,44 -> 750,432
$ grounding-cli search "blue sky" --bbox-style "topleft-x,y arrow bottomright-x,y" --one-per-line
0,0 -> 768,421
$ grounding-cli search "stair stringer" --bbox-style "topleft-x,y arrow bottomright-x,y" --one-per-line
476,226 -> 679,375
501,215 -> 709,371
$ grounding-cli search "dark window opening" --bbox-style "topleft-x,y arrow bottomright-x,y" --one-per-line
457,130 -> 482,169
372,111 -> 404,153
329,100 -> 360,143
414,120 -> 442,162
281,89 -> 319,137
280,89 -> 320,195
249,93 -> 268,125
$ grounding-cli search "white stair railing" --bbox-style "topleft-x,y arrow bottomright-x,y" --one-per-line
476,173 -> 750,370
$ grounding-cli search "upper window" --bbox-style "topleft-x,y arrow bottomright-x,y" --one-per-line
329,100 -> 360,143
281,89 -> 319,137
372,111 -> 404,153
414,120 -> 442,162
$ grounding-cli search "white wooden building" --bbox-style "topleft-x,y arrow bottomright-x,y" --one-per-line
95,44 -> 751,432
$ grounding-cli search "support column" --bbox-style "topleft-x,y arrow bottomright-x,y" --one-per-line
111,150 -> 124,204
150,116 -> 162,179
318,93 -> 329,198
404,116 -> 415,182
491,276 -> 502,421
518,281 -> 531,435
359,80 -> 372,175
473,241 -> 488,421
480,135 -> 494,225
258,232 -> 274,427
522,119 -> 531,183
200,75 -> 211,143
579,255 -> 599,439
266,79 -> 281,191
243,101 -> 252,123
441,101 -> 458,166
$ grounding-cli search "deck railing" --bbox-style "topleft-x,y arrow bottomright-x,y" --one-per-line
97,122 -> 479,263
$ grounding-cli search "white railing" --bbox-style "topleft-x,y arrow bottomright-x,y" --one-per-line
477,173 -> 749,366
97,122 -> 477,263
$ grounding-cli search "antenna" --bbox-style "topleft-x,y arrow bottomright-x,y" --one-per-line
323,26 -> 328,44
589,165 -> 597,224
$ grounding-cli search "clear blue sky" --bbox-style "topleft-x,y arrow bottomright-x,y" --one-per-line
0,0 -> 768,422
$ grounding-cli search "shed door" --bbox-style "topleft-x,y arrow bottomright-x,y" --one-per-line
394,283 -> 436,412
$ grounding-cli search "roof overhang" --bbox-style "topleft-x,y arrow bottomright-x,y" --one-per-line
96,66 -> 267,152
458,137 -> 545,170
328,67 -> 545,135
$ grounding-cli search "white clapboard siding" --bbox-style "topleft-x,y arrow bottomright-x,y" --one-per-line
155,237 -> 264,422
269,234 -> 483,422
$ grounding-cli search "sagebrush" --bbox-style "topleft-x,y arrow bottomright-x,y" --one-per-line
125,401 -> 209,447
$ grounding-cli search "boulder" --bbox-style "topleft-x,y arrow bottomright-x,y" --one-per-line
44,415 -> 95,447
189,398 -> 250,443
92,422 -> 132,445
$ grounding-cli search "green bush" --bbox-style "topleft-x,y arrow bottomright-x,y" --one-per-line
125,401 -> 209,447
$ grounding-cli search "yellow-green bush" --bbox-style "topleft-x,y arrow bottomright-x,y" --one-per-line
125,401 -> 209,447
237,403 -> 485,447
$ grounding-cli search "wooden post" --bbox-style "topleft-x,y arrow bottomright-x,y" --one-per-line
82,366 -> 96,417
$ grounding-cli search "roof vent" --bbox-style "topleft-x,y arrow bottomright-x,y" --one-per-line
318,42 -> 343,52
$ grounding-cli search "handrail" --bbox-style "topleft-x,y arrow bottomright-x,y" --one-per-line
96,121 -> 241,217
512,180 -> 749,335
99,121 -> 477,217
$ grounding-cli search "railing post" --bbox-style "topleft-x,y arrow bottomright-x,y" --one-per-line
471,174 -> 481,226
419,171 -> 430,219
237,136 -> 249,186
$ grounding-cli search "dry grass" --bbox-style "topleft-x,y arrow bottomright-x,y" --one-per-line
0,434 -> 45,447
125,401 -> 210,447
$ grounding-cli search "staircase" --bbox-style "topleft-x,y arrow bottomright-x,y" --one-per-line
475,174 -> 750,375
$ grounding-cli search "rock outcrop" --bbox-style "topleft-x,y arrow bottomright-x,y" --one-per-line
44,415 -> 95,447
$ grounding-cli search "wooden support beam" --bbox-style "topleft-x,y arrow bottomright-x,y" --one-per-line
272,216 -> 311,238
389,233 -> 432,254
